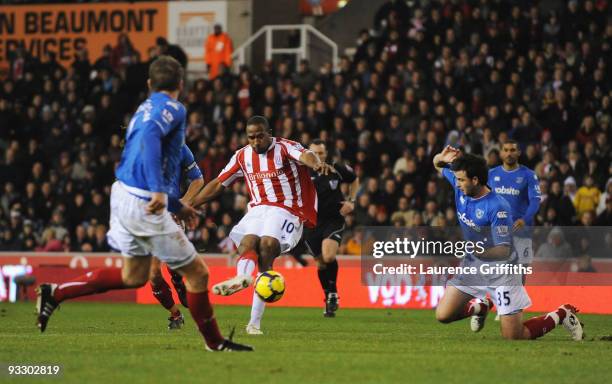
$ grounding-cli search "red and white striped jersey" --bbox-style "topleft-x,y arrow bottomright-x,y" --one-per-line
217,137 -> 318,227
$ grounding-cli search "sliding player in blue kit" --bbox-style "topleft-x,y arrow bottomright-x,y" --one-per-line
432,146 -> 583,341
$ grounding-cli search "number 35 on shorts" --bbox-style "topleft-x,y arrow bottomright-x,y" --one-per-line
497,291 -> 511,306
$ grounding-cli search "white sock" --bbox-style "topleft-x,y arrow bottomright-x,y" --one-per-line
248,290 -> 266,328
237,258 -> 256,277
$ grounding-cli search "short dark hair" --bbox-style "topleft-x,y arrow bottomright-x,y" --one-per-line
149,55 -> 184,92
451,153 -> 488,185
246,115 -> 270,131
311,139 -> 326,148
502,139 -> 519,147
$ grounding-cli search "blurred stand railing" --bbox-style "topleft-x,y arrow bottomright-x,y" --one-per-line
231,24 -> 339,72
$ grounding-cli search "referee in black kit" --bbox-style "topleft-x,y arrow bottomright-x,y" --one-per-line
304,139 -> 359,317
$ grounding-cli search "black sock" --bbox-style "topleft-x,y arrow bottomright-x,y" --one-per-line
167,266 -> 182,284
326,259 -> 338,294
317,266 -> 329,295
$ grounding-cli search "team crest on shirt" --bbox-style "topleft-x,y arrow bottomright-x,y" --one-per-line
516,177 -> 523,183
476,209 -> 484,219
329,180 -> 339,190
494,176 -> 500,181
460,196 -> 466,205
275,152 -> 283,167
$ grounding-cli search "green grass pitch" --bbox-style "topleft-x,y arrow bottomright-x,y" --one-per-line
1,302 -> 612,384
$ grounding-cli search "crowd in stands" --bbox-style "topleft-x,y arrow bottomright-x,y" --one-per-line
0,0 -> 610,257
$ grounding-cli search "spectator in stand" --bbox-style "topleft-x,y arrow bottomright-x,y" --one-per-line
156,37 -> 188,69
110,33 -> 138,72
205,24 -> 233,80
535,227 -> 573,260
574,175 -> 601,216
36,228 -> 65,252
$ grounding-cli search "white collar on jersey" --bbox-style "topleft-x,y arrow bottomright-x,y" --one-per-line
262,137 -> 276,153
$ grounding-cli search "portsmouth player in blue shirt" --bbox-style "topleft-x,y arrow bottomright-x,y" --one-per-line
36,56 -> 252,351
149,144 -> 204,330
489,140 -> 541,268
433,147 -> 583,341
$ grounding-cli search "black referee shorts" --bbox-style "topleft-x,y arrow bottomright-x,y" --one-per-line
303,216 -> 345,257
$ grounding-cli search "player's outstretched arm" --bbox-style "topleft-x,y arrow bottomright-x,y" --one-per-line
433,145 -> 461,174
181,178 -> 205,206
190,178 -> 225,208
299,150 -> 335,175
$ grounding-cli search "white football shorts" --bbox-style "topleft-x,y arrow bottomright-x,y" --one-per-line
106,181 -> 197,269
448,256 -> 532,316
229,204 -> 303,253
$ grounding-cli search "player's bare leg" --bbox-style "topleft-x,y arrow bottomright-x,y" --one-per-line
319,239 -> 340,317
435,286 -> 493,324
37,256 -> 151,332
212,235 -> 259,296
149,257 -> 184,330
175,255 -> 252,351
258,236 -> 280,271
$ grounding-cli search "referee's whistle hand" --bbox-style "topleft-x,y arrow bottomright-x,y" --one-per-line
315,163 -> 335,175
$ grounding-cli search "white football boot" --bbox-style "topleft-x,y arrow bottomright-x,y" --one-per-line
560,304 -> 585,341
212,275 -> 253,296
245,324 -> 263,335
470,297 -> 494,333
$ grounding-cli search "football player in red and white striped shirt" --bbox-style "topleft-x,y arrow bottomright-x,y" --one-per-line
191,116 -> 333,334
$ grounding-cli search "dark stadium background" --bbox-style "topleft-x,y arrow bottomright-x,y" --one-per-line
0,0 -> 609,258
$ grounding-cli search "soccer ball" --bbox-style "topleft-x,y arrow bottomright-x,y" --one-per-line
254,271 -> 285,303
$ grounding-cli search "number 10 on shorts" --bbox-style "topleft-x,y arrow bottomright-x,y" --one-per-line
281,219 -> 295,233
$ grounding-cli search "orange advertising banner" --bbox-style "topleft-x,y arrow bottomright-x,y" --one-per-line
2,254 -> 612,314
0,2 -> 168,68
135,265 -> 612,315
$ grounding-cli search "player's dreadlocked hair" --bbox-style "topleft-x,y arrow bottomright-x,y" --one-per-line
451,153 -> 489,186
149,55 -> 184,92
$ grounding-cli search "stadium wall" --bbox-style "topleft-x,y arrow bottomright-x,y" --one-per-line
1,252 -> 612,315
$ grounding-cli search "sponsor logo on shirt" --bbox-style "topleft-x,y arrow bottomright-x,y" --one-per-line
247,169 -> 286,181
458,212 -> 480,231
495,186 -> 521,196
